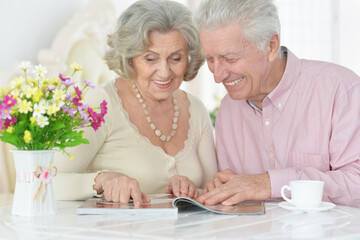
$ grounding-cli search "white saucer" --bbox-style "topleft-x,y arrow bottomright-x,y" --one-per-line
278,201 -> 336,213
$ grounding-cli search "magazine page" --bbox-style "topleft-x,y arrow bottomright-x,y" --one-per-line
77,194 -> 177,215
173,197 -> 265,215
77,194 -> 265,216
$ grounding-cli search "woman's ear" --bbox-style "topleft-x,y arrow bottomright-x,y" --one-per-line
267,34 -> 280,62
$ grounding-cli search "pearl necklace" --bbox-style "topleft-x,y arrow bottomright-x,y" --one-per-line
131,80 -> 179,142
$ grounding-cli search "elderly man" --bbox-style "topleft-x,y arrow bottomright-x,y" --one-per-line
195,0 -> 360,207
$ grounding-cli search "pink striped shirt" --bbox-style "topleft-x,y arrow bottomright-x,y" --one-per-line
215,48 -> 360,207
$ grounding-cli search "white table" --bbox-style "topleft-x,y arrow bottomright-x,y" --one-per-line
0,194 -> 359,240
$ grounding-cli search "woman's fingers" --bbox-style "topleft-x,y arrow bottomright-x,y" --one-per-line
171,178 -> 181,196
179,177 -> 190,196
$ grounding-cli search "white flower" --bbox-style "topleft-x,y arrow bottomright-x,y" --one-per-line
32,100 -> 47,118
32,64 -> 48,78
36,115 -> 49,128
18,61 -> 31,71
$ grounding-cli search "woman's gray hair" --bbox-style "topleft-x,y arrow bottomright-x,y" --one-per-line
194,0 -> 281,51
105,0 -> 204,81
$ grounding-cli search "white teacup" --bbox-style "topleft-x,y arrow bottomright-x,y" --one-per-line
281,180 -> 324,208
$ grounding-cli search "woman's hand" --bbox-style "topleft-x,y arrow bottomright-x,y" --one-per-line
93,172 -> 150,207
164,175 -> 199,198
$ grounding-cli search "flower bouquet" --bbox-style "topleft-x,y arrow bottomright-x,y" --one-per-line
0,61 -> 107,216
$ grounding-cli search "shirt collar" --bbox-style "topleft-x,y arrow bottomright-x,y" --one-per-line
267,47 -> 302,112
247,47 -> 302,112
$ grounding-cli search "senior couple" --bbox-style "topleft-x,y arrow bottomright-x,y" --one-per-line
54,0 -> 360,207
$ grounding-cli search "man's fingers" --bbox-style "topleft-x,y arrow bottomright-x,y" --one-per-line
222,193 -> 245,206
204,189 -> 235,205
214,178 -> 222,188
223,168 -> 236,175
216,172 -> 235,183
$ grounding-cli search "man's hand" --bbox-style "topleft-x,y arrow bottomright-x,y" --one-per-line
198,170 -> 271,205
203,168 -> 236,193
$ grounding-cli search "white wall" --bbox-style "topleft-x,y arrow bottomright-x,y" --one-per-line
1,0 -> 360,110
0,0 -> 89,68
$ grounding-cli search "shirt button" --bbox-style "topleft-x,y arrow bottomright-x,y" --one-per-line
265,120 -> 270,126
278,103 -> 283,108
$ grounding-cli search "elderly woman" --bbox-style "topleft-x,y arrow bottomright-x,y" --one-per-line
53,0 -> 218,206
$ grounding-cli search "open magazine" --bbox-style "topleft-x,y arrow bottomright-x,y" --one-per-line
77,194 -> 265,216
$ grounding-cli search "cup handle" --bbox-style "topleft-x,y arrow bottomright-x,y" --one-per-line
281,185 -> 292,204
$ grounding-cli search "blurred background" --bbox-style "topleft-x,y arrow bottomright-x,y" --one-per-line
1,0 -> 360,110
1,0 -> 360,193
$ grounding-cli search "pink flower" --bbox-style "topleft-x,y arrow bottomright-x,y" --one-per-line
4,117 -> 17,128
100,100 -> 108,116
40,170 -> 51,183
59,73 -> 70,81
3,95 -> 17,108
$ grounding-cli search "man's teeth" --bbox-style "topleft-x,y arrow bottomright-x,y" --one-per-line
153,79 -> 172,85
224,78 -> 243,86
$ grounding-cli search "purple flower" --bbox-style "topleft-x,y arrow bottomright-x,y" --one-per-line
66,93 -> 73,101
77,106 -> 89,121
62,106 -> 77,117
47,85 -> 56,91
0,105 -> 12,120
61,79 -> 74,86
83,79 -> 95,89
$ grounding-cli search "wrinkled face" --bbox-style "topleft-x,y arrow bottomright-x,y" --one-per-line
132,30 -> 188,102
200,22 -> 272,102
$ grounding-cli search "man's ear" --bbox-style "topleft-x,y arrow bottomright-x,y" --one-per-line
267,34 -> 280,62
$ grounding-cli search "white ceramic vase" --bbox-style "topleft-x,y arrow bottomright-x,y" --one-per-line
11,150 -> 57,216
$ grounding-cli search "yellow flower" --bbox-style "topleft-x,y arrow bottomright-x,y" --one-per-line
46,103 -> 59,115
6,127 -> 14,133
53,88 -> 66,101
24,130 -> 32,143
11,77 -> 25,89
50,77 -> 61,86
32,88 -> 44,103
30,117 -> 36,124
17,99 -> 33,114
70,62 -> 83,72
22,85 -> 35,99
26,77 -> 37,87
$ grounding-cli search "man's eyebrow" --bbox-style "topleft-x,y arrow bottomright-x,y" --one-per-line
219,51 -> 237,56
